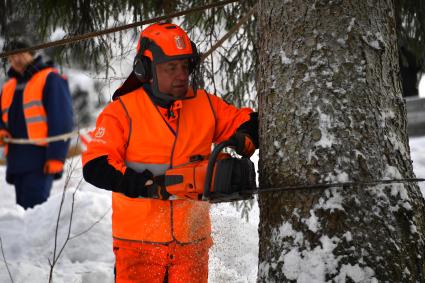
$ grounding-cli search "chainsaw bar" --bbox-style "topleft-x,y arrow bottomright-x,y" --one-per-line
208,178 -> 425,203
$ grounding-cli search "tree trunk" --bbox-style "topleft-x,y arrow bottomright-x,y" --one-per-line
256,0 -> 425,281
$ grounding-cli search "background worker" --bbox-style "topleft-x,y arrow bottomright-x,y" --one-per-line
0,39 -> 74,209
82,22 -> 258,282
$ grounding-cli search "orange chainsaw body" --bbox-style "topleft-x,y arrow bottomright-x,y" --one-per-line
164,153 -> 231,200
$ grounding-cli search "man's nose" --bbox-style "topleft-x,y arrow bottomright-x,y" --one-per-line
175,66 -> 189,80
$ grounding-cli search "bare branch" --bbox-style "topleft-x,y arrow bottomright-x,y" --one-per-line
69,207 -> 111,240
0,236 -> 14,283
48,140 -> 84,282
54,179 -> 83,262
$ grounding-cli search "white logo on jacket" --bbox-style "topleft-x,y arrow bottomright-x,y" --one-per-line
94,127 -> 105,138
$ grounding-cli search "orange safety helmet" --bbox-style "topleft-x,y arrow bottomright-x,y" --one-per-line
132,23 -> 201,103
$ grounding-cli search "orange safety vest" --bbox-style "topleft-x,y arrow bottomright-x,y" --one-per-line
1,68 -> 56,146
83,86 -> 252,244
112,88 -> 215,244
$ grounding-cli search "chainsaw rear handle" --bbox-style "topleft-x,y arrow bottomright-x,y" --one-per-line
202,140 -> 236,201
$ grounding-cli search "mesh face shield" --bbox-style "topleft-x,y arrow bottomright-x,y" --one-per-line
147,42 -> 201,103
115,23 -> 202,103
138,23 -> 202,103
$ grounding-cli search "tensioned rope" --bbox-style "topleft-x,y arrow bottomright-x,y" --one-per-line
247,178 -> 425,196
1,3 -> 424,189
4,131 -> 80,144
0,0 -> 240,59
2,1 -> 256,145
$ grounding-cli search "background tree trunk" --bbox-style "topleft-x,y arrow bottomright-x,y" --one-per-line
256,0 -> 425,281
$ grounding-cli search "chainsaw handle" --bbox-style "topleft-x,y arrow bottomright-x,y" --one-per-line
202,140 -> 235,200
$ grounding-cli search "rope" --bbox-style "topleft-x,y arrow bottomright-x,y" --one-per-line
3,131 -> 80,144
253,178 -> 425,194
2,3 -> 422,192
0,0 -> 240,59
69,4 -> 257,82
1,4 -> 257,145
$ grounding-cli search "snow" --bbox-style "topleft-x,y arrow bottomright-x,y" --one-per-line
316,188 -> 345,212
304,210 -> 319,232
277,235 -> 341,282
280,49 -> 293,65
347,18 -> 356,33
50,28 -> 66,41
333,264 -> 377,283
315,107 -> 335,148
420,75 -> 425,98
0,155 -> 259,283
361,32 -> 384,50
410,136 -> 425,195
0,138 -> 424,282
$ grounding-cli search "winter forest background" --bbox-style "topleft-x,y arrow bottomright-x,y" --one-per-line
1,0 -> 425,282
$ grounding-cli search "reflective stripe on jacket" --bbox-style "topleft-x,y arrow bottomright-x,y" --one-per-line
1,68 -> 57,146
83,87 -> 252,244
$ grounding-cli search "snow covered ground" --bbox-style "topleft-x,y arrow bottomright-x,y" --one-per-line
0,153 -> 260,283
0,138 -> 424,283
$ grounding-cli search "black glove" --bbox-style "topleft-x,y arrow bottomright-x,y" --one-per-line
228,132 -> 256,158
118,168 -> 154,198
118,167 -> 171,200
146,183 -> 171,200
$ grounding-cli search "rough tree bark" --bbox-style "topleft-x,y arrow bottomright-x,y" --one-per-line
256,0 -> 425,282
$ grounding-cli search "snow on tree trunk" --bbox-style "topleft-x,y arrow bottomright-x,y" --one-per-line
256,0 -> 425,281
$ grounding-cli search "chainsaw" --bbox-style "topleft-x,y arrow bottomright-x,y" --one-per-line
156,140 -> 257,203
155,140 -> 425,203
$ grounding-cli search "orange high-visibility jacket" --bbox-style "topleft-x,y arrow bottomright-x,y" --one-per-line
83,87 -> 252,244
1,68 -> 57,146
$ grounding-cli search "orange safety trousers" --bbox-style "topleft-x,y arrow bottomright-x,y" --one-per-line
113,239 -> 211,283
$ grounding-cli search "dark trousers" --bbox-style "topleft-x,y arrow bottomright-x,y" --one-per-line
14,172 -> 54,209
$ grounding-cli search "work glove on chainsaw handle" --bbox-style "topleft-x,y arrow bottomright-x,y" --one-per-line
0,129 -> 11,147
118,167 -> 171,200
228,132 -> 256,158
146,182 -> 171,200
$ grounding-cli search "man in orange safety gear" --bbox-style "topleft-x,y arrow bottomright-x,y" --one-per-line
82,22 -> 258,283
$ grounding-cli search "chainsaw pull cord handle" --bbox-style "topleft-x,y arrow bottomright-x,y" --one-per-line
202,140 -> 235,201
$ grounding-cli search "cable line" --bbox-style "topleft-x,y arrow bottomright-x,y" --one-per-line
0,0 -> 240,59
1,4 -> 257,146
249,178 -> 425,195
3,131 -> 80,144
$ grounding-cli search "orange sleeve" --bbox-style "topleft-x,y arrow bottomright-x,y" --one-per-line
82,101 -> 129,174
208,93 -> 253,144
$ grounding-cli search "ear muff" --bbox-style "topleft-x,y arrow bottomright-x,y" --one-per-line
133,37 -> 152,81
188,41 -> 200,74
133,53 -> 151,81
